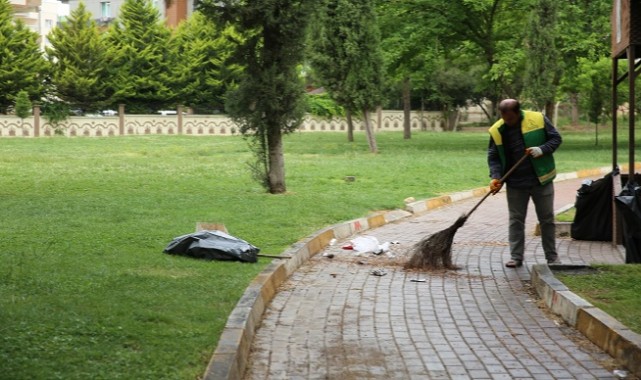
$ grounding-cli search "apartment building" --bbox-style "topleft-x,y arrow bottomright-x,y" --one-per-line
10,0 -> 69,49
66,0 -> 195,28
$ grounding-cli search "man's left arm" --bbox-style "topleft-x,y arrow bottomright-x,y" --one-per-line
540,115 -> 562,154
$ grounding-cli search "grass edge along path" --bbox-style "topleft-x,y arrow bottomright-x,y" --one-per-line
0,130 -> 628,378
555,264 -> 641,335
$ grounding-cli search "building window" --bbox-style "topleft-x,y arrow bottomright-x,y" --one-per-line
100,1 -> 111,19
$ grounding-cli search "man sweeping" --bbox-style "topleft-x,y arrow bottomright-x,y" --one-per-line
488,99 -> 563,268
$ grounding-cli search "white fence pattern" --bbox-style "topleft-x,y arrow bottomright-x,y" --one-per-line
0,109 -> 487,138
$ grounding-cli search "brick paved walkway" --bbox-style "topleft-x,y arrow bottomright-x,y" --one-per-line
244,178 -> 625,380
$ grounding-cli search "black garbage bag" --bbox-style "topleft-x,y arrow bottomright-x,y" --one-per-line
164,230 -> 259,263
615,182 -> 641,264
571,172 -> 614,241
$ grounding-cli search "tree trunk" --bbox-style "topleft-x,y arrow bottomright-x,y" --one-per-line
569,93 -> 579,125
451,108 -> 461,131
402,77 -> 411,139
443,106 -> 460,131
346,109 -> 354,142
266,126 -> 286,194
362,108 -> 378,153
553,101 -> 560,127
544,101 -> 555,120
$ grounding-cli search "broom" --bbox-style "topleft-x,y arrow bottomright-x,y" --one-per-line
405,153 -> 529,270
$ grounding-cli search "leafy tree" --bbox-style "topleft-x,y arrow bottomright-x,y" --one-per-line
425,58 -> 483,130
309,0 -> 385,152
305,93 -> 345,119
575,57 -> 611,145
377,1 -> 436,138
46,2 -> 117,112
108,0 -> 175,112
14,90 -> 31,120
556,0 -> 611,124
171,12 -> 243,113
0,0 -> 48,113
41,101 -> 71,134
199,0 -> 315,193
401,0 -> 530,117
523,0 -> 561,116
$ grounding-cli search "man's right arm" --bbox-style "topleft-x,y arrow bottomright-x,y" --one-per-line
487,139 -> 502,179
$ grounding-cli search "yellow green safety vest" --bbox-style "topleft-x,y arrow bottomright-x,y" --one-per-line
488,111 -> 556,185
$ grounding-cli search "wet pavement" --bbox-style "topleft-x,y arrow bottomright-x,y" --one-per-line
243,178 -> 625,380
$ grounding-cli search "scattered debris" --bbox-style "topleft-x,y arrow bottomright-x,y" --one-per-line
613,369 -> 629,379
371,268 -> 387,276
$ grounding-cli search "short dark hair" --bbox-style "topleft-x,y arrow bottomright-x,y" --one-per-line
498,99 -> 520,113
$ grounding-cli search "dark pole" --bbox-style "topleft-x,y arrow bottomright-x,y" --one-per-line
613,57 -> 619,172
629,45 -> 636,182
613,56 -> 620,246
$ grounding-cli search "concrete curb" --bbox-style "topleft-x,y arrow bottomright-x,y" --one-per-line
531,264 -> 641,377
202,165 -> 631,380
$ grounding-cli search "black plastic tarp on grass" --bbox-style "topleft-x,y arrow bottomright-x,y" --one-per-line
615,182 -> 641,264
571,172 -> 614,241
164,230 -> 259,263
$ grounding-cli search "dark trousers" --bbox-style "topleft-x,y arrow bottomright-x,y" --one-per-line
506,182 -> 558,261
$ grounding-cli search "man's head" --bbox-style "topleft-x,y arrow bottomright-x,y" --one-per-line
498,99 -> 521,126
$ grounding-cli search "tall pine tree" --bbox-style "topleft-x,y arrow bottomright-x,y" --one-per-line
46,2 -> 117,111
309,0 -> 384,153
108,0 -> 175,112
171,12 -> 242,113
0,0 -> 48,113
199,0 -> 315,194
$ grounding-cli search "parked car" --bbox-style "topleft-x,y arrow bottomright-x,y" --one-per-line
158,110 -> 177,116
102,109 -> 117,116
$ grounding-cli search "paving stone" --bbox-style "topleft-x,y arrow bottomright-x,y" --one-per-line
242,177 -> 624,379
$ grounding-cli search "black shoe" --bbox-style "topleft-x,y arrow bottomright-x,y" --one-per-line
505,260 -> 523,268
547,258 -> 562,265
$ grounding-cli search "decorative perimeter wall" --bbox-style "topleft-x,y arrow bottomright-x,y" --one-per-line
0,109 -> 487,138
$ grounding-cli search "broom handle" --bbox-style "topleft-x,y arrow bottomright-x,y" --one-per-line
465,153 -> 530,218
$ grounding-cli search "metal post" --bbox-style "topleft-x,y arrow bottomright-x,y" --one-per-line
613,57 -> 621,246
613,58 -> 619,172
629,45 -> 636,181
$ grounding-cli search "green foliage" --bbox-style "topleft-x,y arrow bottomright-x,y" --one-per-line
0,0 -> 48,113
394,0 -> 529,113
41,101 -> 71,134
523,0 -> 561,111
108,0 -> 175,112
14,90 -> 32,119
200,0 -> 316,193
45,2 -> 117,112
171,12 -> 243,113
305,93 -> 345,118
309,0 -> 385,113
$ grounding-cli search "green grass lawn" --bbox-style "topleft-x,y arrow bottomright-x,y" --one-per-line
555,265 -> 641,335
555,207 -> 576,222
0,128 -> 627,378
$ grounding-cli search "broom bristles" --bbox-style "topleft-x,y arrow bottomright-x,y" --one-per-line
404,215 -> 467,270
